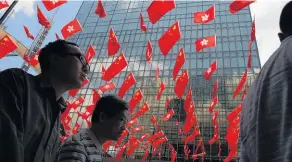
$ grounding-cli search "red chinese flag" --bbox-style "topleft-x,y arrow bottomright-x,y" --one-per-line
204,60 -> 217,80
194,4 -> 215,24
55,33 -> 60,40
129,89 -> 143,114
183,113 -> 196,134
247,49 -> 252,68
184,88 -> 192,113
85,45 -> 96,63
126,118 -> 139,128
37,5 -> 51,28
0,1 -> 9,10
145,40 -> 152,63
42,0 -> 67,11
173,47 -> 185,80
23,26 -> 34,40
99,82 -> 116,93
30,50 -> 40,67
95,0 -> 107,18
0,35 -> 17,59
71,97 -> 85,109
103,141 -> 112,153
61,19 -> 82,40
158,21 -> 181,56
133,103 -> 150,119
174,70 -> 189,98
147,0 -> 175,24
140,13 -> 147,32
233,69 -> 248,99
163,109 -> 174,121
150,115 -> 157,125
209,95 -> 218,113
195,35 -> 216,52
229,0 -> 255,14
101,64 -> 106,78
102,53 -> 128,81
165,97 -> 170,109
108,27 -> 120,56
249,19 -> 256,47
212,79 -> 218,98
68,78 -> 89,97
72,123 -> 81,134
118,72 -> 136,98
156,81 -> 166,100
131,126 -> 144,133
156,65 -> 160,80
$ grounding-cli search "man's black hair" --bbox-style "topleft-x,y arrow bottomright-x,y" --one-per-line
280,1 -> 292,36
91,95 -> 129,123
38,40 -> 78,73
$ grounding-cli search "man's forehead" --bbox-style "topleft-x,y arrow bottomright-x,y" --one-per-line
64,44 -> 81,54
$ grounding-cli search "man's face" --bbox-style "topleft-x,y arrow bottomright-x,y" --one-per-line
103,110 -> 130,141
52,44 -> 89,89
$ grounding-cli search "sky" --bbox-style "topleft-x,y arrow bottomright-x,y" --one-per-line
0,0 -> 290,72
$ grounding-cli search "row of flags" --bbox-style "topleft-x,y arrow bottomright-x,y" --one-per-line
0,0 -> 256,161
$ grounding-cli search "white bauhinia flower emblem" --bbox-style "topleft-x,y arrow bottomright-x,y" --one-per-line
34,55 -> 38,61
1,0 -> 7,4
67,26 -> 74,33
200,39 -> 208,46
207,67 -> 212,74
104,85 -> 109,89
201,14 -> 209,22
50,0 -> 58,4
75,100 -> 79,105
85,112 -> 90,116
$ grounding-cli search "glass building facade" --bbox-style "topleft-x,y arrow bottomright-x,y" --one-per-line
65,1 -> 260,161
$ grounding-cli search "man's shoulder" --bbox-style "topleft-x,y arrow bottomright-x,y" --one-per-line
0,68 -> 31,83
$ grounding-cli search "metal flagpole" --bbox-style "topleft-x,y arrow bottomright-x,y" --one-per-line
0,0 -> 19,25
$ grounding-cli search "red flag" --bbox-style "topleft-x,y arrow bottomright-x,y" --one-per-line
229,0 -> 255,14
155,65 -> 160,80
156,81 -> 166,100
37,5 -> 51,28
0,35 -> 17,59
233,69 -> 248,99
92,89 -> 102,104
173,47 -> 185,80
99,82 -> 116,93
126,118 -> 139,128
184,88 -> 192,113
0,1 -> 9,10
147,0 -> 175,24
209,96 -> 218,113
23,26 -> 34,40
212,79 -> 218,98
68,78 -> 89,97
95,0 -> 107,18
118,72 -> 136,98
72,123 -> 81,134
55,33 -> 60,40
249,19 -> 256,47
194,4 -> 215,24
85,45 -> 96,63
129,89 -> 143,114
131,126 -> 144,133
101,64 -> 106,78
204,60 -> 217,80
158,21 -> 181,56
163,109 -> 174,121
71,97 -> 85,109
195,35 -> 216,52
61,19 -> 82,39
42,0 -> 67,11
174,70 -> 189,98
247,48 -> 252,68
133,103 -> 150,119
103,141 -> 112,153
140,13 -> 147,32
29,50 -> 40,67
108,27 -> 120,56
145,40 -> 152,63
165,97 -> 170,109
102,53 -> 128,81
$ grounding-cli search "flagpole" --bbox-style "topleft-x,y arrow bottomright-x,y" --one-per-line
0,0 -> 19,26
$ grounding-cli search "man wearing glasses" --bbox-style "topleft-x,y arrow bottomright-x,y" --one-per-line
0,40 -> 90,162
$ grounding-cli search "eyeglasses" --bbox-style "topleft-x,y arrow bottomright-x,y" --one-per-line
64,53 -> 90,71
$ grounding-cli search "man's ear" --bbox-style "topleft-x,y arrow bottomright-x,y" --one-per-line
278,32 -> 286,42
99,112 -> 108,123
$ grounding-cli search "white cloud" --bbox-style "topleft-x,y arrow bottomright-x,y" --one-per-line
4,0 -> 36,17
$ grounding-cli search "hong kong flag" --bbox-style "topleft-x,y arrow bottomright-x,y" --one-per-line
132,103 -> 150,119
173,47 -> 185,80
145,40 -> 153,63
204,60 -> 217,80
174,70 -> 189,98
0,35 -> 17,59
95,0 -> 106,18
37,5 -> 51,28
68,78 -> 89,97
194,4 -> 215,24
29,50 -> 41,67
61,19 -> 82,39
158,21 -> 181,56
147,0 -> 176,24
129,89 -> 143,114
102,53 -> 128,81
156,81 -> 166,100
0,1 -> 9,10
195,35 -> 216,52
233,69 -> 248,99
140,13 -> 147,32
229,0 -> 255,14
108,27 -> 120,56
249,19 -> 256,47
99,82 -> 116,93
118,72 -> 136,99
42,0 -> 67,11
85,45 -> 96,63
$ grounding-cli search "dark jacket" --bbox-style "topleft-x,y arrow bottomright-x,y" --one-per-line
0,68 -> 67,162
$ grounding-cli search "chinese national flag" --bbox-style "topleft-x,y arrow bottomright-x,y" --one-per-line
145,40 -> 152,63
147,0 -> 175,24
194,4 -> 215,24
156,81 -> 165,100
173,47 -> 185,80
233,69 -> 248,99
99,82 -> 116,93
72,123 -> 81,134
29,50 -> 40,67
129,89 -> 143,114
0,35 -> 17,59
184,88 -> 193,114
101,64 -> 106,78
102,53 -> 128,81
163,109 -> 174,121
55,33 -> 60,40
132,103 -> 150,119
249,19 -> 256,47
61,19 -> 83,39
229,0 -> 255,14
71,97 -> 85,109
85,45 -> 96,63
247,48 -> 252,68
158,21 -> 181,56
37,5 -> 51,28
95,0 -> 106,18
0,1 -> 9,10
68,78 -> 89,97
140,13 -> 147,32
156,65 -> 160,80
174,70 -> 189,98
108,27 -> 120,56
42,0 -> 67,11
195,35 -> 216,52
118,72 -> 136,99
23,26 -> 34,40
204,60 -> 217,80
